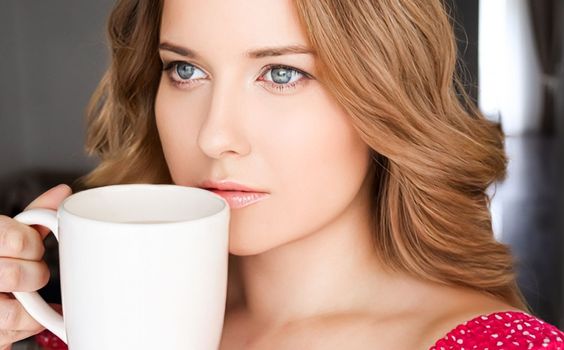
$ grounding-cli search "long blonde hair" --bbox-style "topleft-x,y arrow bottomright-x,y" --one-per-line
78,0 -> 530,311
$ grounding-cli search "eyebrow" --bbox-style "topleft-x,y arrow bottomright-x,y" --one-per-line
158,42 -> 315,59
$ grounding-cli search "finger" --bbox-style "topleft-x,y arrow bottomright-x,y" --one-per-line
0,298 -> 44,333
24,184 -> 72,211
0,217 -> 45,261
23,184 -> 72,238
0,259 -> 50,293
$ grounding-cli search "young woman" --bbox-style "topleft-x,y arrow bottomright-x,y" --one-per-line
1,0 -> 563,349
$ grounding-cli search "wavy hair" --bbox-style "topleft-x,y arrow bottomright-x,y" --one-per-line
78,0 -> 530,311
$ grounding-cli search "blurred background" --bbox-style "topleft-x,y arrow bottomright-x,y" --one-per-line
0,0 -> 562,346
451,0 -> 564,329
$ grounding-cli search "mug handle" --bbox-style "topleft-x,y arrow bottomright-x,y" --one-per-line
12,208 -> 67,344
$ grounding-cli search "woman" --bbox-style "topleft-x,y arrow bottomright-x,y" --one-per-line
1,0 -> 563,349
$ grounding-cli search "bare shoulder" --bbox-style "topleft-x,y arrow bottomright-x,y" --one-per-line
222,289 -> 522,350
221,306 -> 418,350
254,312 -> 423,350
270,292 -> 521,350
414,291 -> 523,349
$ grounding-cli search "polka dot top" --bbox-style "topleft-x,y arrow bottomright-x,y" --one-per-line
430,311 -> 564,349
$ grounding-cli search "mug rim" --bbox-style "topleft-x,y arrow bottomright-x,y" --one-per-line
58,184 -> 228,225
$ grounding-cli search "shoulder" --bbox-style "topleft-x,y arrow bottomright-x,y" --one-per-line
247,312 -> 426,350
429,311 -> 564,350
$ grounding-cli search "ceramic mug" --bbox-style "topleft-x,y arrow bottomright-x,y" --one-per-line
12,184 -> 230,349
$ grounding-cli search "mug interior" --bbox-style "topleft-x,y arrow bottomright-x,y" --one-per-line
61,185 -> 226,223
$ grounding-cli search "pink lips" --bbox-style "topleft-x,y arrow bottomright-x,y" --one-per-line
208,190 -> 269,209
198,180 -> 270,209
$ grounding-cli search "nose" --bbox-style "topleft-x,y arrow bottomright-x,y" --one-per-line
197,81 -> 251,159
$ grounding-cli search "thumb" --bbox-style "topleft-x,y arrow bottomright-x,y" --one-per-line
24,184 -> 72,211
23,184 -> 73,237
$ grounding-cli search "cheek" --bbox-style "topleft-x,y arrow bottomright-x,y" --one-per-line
230,88 -> 371,255
273,93 -> 370,225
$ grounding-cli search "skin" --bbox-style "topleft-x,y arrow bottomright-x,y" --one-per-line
0,185 -> 71,348
152,0 -> 521,349
0,0 -> 522,349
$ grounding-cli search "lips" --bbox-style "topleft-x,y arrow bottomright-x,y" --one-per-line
198,180 -> 269,209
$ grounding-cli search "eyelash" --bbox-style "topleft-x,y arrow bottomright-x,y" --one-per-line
161,61 -> 312,94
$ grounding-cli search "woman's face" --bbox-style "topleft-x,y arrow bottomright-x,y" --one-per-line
155,0 -> 372,255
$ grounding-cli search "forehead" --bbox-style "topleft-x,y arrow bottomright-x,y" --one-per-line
160,0 -> 309,56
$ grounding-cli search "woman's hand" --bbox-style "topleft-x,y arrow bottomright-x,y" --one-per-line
0,184 -> 72,349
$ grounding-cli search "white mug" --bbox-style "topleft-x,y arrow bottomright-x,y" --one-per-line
12,184 -> 230,350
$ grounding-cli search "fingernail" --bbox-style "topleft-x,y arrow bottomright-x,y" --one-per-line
45,184 -> 68,195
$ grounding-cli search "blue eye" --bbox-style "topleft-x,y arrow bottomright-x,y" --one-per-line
176,62 -> 195,79
263,66 -> 304,85
258,65 -> 312,93
163,61 -> 207,87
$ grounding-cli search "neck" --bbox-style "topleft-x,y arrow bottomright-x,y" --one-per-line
231,185 -> 423,328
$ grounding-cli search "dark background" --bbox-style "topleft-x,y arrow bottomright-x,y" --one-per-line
448,0 -> 564,328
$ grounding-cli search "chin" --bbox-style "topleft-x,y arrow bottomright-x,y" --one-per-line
227,232 -> 283,256
228,238 -> 268,256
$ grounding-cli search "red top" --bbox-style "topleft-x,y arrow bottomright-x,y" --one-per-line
430,311 -> 564,349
